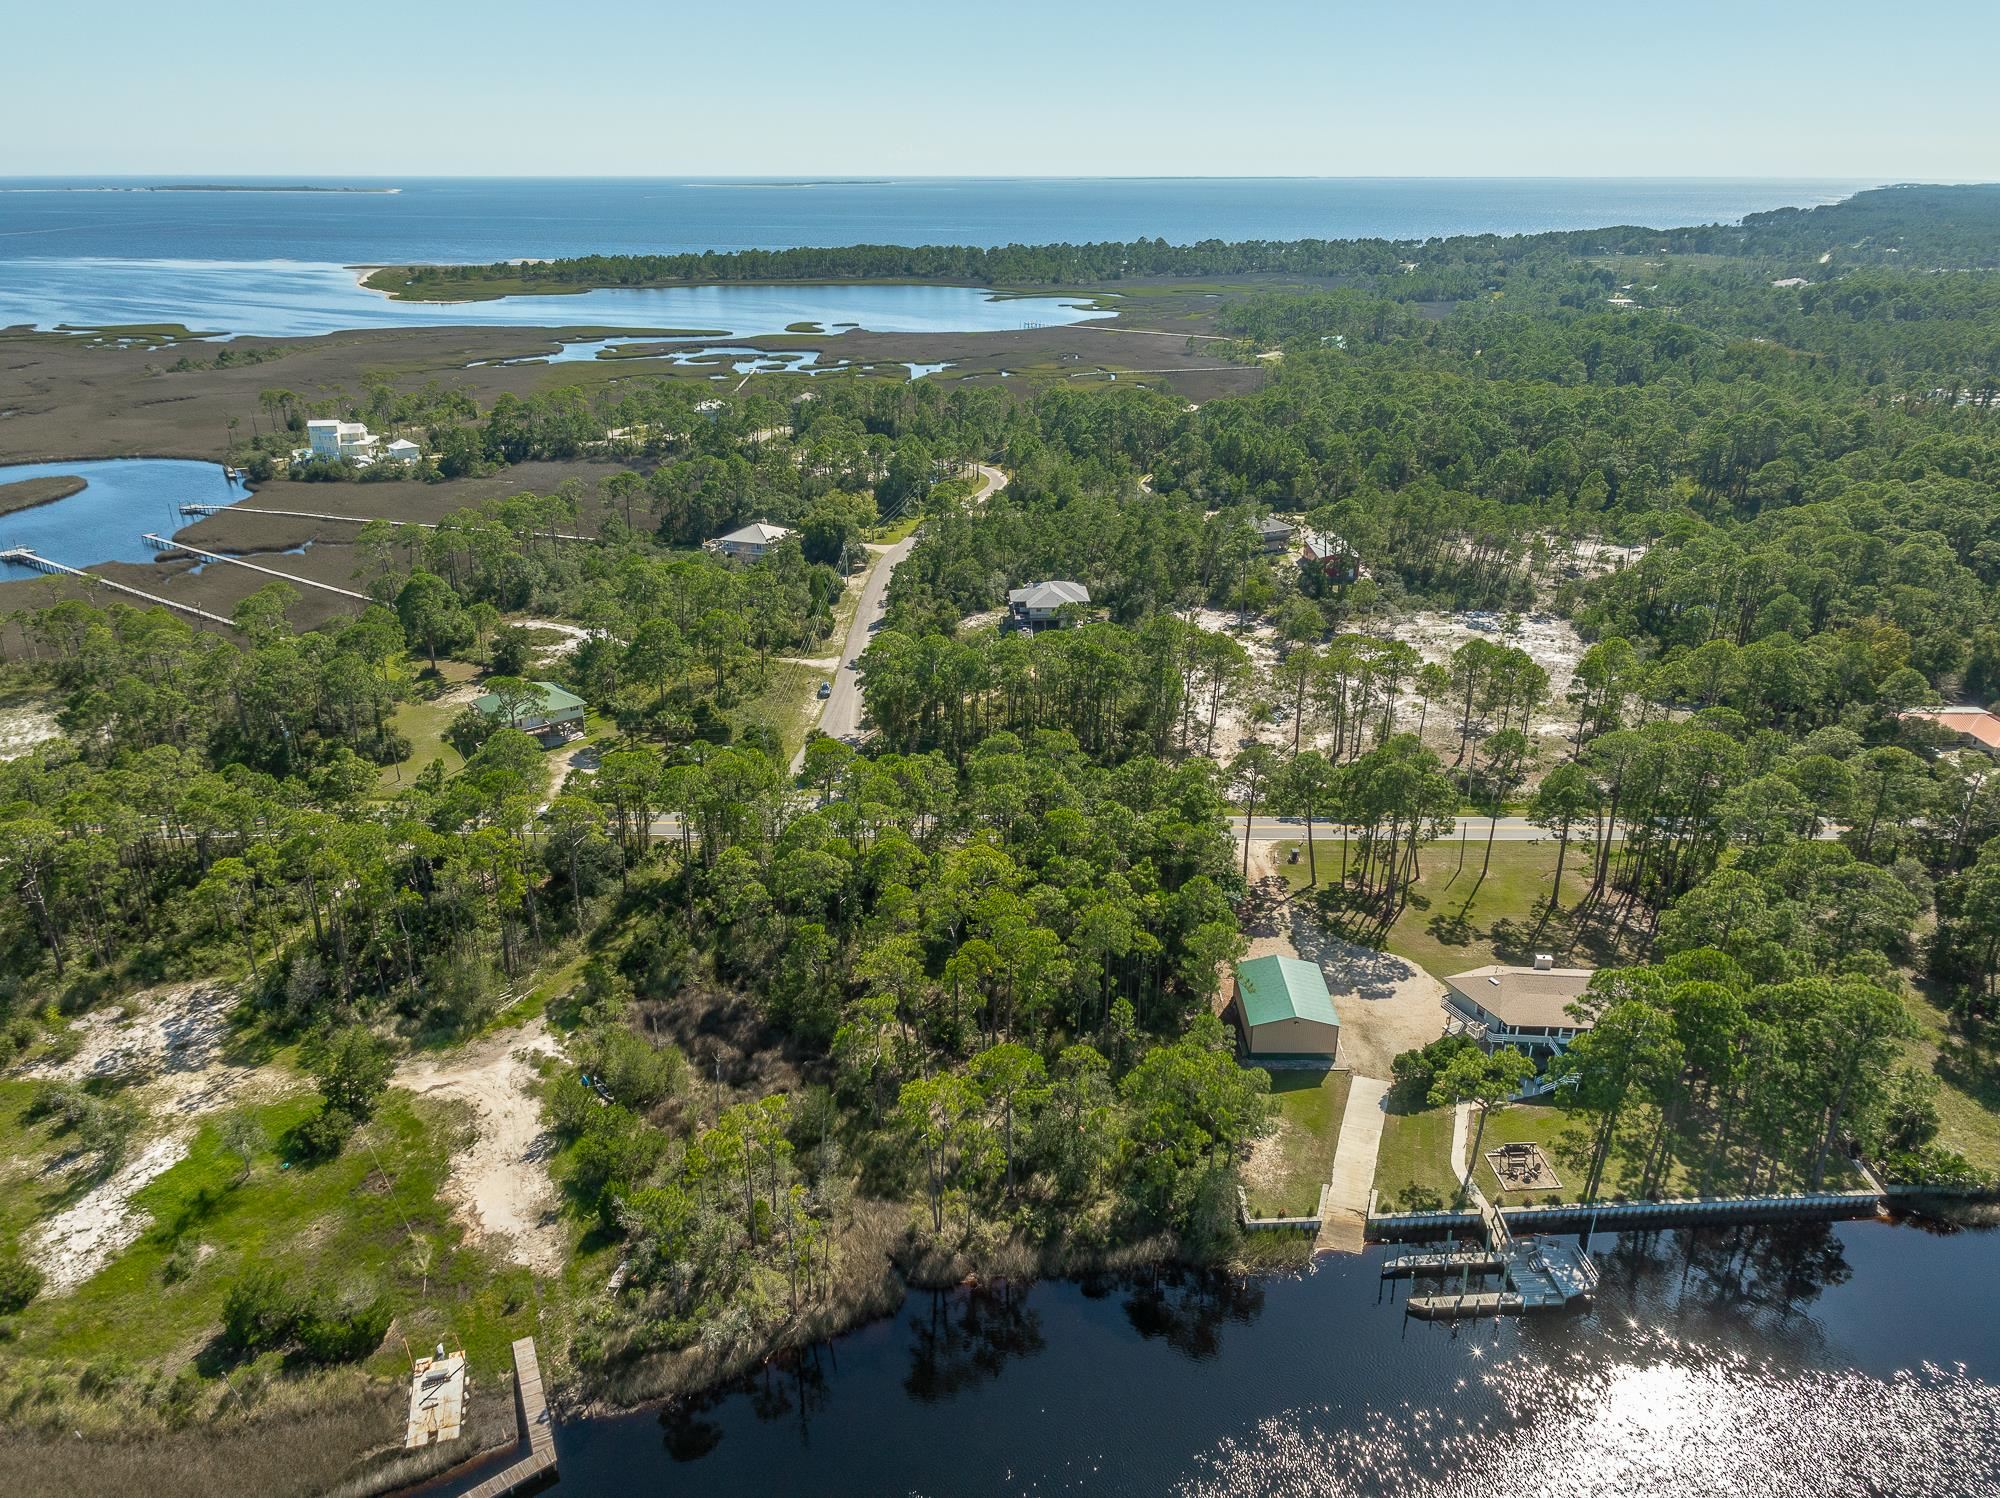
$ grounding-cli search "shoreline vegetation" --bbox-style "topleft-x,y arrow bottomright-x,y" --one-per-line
0,474 -> 86,516
357,182 -> 1996,302
6,179 -> 2000,1496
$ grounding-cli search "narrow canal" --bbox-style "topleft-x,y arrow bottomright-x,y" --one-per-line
444,1217 -> 2000,1495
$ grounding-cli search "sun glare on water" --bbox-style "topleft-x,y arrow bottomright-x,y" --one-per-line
1176,1332 -> 2000,1497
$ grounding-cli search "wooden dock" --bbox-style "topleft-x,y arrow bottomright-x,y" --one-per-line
460,1338 -> 557,1498
0,547 -> 236,626
179,502 -> 441,529
141,534 -> 371,602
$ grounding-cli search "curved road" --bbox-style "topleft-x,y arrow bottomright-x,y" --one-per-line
791,462 -> 1008,770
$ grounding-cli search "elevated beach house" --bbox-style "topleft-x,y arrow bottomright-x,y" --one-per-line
1441,957 -> 1595,1057
1255,515 -> 1296,553
1299,529 -> 1361,585
712,521 -> 795,563
1006,579 -> 1090,629
300,420 -> 419,467
472,681 -> 587,749
1230,954 -> 1341,1061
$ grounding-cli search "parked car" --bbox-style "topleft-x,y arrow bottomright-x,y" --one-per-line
817,680 -> 832,699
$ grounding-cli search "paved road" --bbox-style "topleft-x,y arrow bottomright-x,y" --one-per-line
1237,814 -> 1564,844
790,462 -> 1009,771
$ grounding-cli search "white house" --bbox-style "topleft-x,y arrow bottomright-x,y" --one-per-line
712,521 -> 795,563
306,420 -> 377,462
1441,957 -> 1596,1057
1006,579 -> 1090,628
384,437 -> 423,463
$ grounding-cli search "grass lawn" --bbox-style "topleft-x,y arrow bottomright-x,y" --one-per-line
1898,983 -> 2000,1177
377,695 -> 466,791
1272,837 -> 1618,980
1472,1103 -> 1591,1204
9,1090 -> 539,1381
1243,1070 -> 1351,1217
1372,1105 -> 1462,1211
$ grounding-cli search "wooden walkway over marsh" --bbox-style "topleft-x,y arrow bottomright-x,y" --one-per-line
458,1338 -> 557,1498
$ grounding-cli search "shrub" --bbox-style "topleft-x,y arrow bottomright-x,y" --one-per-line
307,1026 -> 393,1119
161,1237 -> 202,1286
1389,1034 -> 1480,1109
0,1247 -> 44,1313
291,1103 -> 360,1163
295,1294 -> 391,1364
222,1267 -> 301,1353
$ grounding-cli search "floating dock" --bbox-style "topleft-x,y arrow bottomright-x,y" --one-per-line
405,1349 -> 467,1448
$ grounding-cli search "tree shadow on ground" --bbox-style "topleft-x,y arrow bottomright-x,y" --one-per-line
1284,901 -> 1421,1002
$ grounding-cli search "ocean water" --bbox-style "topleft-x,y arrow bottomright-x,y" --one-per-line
0,177 -> 1878,264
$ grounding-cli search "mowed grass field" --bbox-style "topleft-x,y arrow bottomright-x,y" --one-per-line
1244,1070 -> 1351,1217
1273,837 -> 1586,979
1372,1104 -> 1461,1211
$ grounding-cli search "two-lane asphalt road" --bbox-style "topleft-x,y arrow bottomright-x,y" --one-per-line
791,462 -> 1009,771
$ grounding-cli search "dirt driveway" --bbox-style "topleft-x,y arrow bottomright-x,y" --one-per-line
1236,842 -> 1448,1081
395,1018 -> 566,1276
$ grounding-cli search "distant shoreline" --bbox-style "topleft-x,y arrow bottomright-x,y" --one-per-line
5,185 -> 399,195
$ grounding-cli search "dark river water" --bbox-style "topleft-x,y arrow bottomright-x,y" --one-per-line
442,1218 -> 2000,1496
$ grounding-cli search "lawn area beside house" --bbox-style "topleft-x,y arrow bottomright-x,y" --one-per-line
1371,1103 -> 1462,1211
1242,1070 -> 1351,1218
1272,837 -> 1619,981
1896,984 -> 2000,1178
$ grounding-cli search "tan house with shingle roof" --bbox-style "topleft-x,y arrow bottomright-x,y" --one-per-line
1441,958 -> 1595,1057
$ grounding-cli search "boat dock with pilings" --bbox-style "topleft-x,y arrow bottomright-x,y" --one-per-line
1369,1180 -> 1920,1322
1368,1187 -> 1886,1244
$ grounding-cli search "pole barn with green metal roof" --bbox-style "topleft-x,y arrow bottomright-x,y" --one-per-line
1230,954 -> 1340,1060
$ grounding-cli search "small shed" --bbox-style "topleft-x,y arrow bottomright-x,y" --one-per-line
1231,954 -> 1340,1059
473,680 -> 586,748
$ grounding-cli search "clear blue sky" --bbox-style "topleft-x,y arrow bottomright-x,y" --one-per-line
5,0 -> 1995,178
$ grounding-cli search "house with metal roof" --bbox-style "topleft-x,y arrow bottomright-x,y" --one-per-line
472,680 -> 587,749
1254,515 -> 1296,552
712,520 -> 796,563
1230,954 -> 1341,1060
1441,957 -> 1595,1056
1006,579 -> 1090,629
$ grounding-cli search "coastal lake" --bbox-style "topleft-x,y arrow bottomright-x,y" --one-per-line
0,458 -> 245,569
421,1218 -> 2000,1496
0,263 -> 1109,342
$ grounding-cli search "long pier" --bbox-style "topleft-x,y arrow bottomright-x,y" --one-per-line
179,502 -> 440,529
0,547 -> 236,626
141,534 -> 371,602
460,1337 -> 557,1498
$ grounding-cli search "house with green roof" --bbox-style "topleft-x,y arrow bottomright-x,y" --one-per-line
471,680 -> 586,749
1230,954 -> 1340,1061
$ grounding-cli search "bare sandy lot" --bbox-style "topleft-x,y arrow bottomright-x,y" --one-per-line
24,982 -> 296,1293
0,698 -> 61,760
394,1018 -> 567,1276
